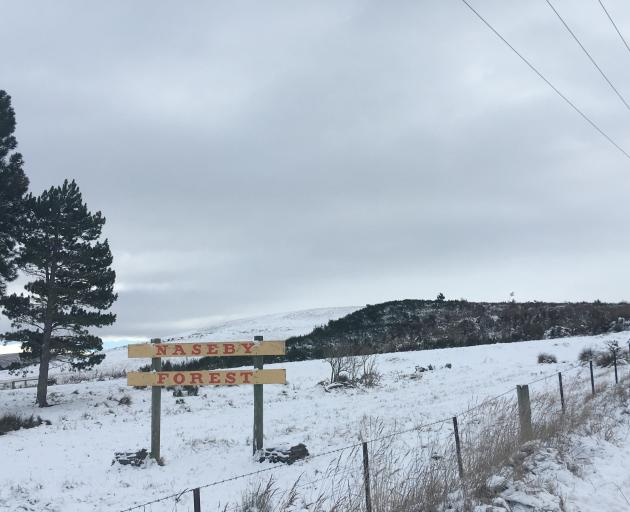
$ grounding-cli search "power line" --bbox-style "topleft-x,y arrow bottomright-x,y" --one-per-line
544,0 -> 630,112
597,0 -> 630,57
457,0 -> 630,162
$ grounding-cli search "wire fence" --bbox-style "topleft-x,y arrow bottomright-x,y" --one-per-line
118,355 -> 630,512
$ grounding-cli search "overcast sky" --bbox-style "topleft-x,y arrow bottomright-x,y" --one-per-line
2,0 -> 630,340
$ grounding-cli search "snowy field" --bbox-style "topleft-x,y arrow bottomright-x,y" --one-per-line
0,331 -> 628,511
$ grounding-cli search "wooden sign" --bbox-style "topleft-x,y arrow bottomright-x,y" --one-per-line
128,340 -> 285,359
127,369 -> 286,387
131,335 -> 286,461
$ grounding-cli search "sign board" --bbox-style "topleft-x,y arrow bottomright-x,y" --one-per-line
128,340 -> 285,358
128,335 -> 286,460
127,369 -> 286,387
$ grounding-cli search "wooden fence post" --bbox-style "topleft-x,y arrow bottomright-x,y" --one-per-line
590,360 -> 595,395
193,488 -> 201,512
614,352 -> 618,384
362,441 -> 372,512
253,335 -> 264,455
151,337 -> 162,461
558,372 -> 565,413
516,385 -> 533,442
452,416 -> 464,479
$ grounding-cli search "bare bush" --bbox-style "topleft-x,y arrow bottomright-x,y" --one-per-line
324,346 -> 354,384
359,354 -> 382,387
324,348 -> 382,387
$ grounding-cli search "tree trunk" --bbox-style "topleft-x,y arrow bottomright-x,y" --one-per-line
36,328 -> 51,407
37,262 -> 56,407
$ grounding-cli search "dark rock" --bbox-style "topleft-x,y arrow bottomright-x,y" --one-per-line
258,444 -> 309,464
112,449 -> 149,467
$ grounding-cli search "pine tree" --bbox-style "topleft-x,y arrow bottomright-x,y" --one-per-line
0,90 -> 29,297
2,180 -> 117,406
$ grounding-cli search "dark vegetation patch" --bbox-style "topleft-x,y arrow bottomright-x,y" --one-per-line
287,299 -> 630,361
0,413 -> 50,435
537,353 -> 557,364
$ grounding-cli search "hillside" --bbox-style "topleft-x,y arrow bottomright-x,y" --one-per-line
0,332 -> 627,511
286,299 -> 630,359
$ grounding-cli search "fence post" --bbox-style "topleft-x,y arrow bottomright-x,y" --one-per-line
614,352 -> 618,384
516,385 -> 533,442
150,338 -> 162,461
193,488 -> 201,512
452,416 -> 464,479
362,441 -> 372,512
590,360 -> 595,395
558,372 -> 565,413
253,335 -> 264,455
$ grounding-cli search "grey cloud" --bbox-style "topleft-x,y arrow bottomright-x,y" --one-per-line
2,0 -> 630,338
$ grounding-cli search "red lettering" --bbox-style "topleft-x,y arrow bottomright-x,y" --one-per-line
225,372 -> 236,384
173,345 -> 186,356
173,373 -> 185,385
156,345 -> 168,356
206,344 -> 218,355
240,371 -> 253,384
190,372 -> 203,384
157,373 -> 168,385
209,373 -> 221,384
191,344 -> 201,355
241,342 -> 255,354
223,343 -> 235,355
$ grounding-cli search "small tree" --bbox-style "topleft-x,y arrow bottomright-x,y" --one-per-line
606,339 -> 621,357
2,180 -> 117,406
0,90 -> 29,297
436,292 -> 445,303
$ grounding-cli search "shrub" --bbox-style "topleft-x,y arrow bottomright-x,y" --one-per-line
537,352 -> 557,364
0,414 -> 50,435
578,347 -> 596,363
117,395 -> 132,406
360,370 -> 382,387
596,351 -> 616,368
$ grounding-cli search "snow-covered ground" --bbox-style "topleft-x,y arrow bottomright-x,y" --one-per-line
0,332 -> 628,511
487,385 -> 630,512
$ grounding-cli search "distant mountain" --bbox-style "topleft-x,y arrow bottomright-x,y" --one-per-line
168,306 -> 361,342
285,299 -> 630,359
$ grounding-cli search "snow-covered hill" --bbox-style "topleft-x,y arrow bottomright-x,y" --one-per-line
0,332 -> 628,511
1,306 -> 361,376
169,306 -> 361,342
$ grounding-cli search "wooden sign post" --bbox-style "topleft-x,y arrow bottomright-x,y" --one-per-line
127,336 -> 286,461
253,335 -> 264,455
150,338 -> 162,461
